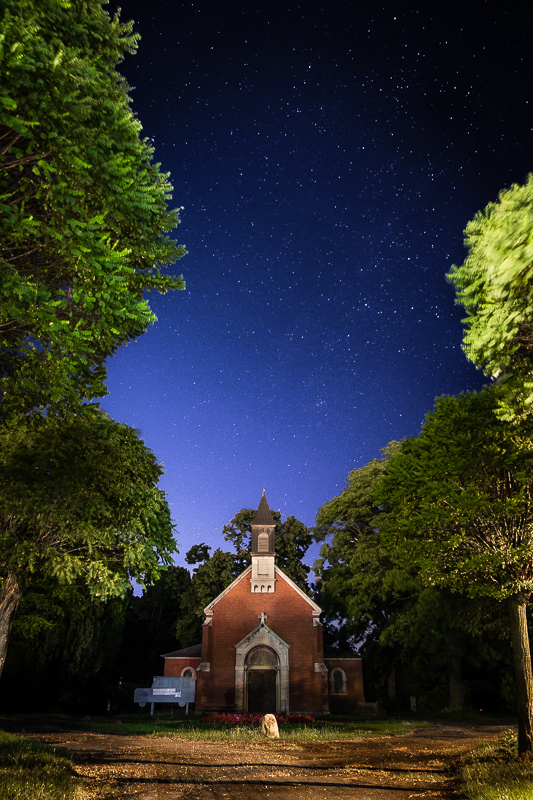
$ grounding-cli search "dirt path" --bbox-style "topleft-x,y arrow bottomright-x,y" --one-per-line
20,722 -> 510,800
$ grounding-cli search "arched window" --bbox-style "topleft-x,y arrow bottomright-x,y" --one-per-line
247,646 -> 278,668
330,668 -> 347,694
181,666 -> 196,680
258,531 -> 269,552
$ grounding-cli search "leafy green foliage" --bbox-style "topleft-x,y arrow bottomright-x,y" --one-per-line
0,0 -> 186,420
380,389 -> 533,599
174,510 -> 313,646
448,175 -> 533,419
314,438 -> 511,710
1,578 -> 128,712
1,567 -> 195,712
0,410 -> 176,599
176,548 -> 241,647
315,442 -> 402,534
314,442 -> 404,647
379,388 -> 533,750
274,515 -> 313,591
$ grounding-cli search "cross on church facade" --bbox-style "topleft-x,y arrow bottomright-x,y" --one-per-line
258,611 -> 268,625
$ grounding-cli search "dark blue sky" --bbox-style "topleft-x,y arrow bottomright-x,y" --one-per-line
103,0 -> 531,565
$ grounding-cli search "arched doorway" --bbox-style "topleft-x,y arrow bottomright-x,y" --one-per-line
245,646 -> 278,713
235,623 -> 290,713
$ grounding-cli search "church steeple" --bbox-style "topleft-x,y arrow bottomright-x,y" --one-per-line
250,490 -> 276,593
250,489 -> 276,555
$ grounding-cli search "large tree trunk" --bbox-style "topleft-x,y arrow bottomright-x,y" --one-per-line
448,641 -> 463,711
509,594 -> 533,759
0,573 -> 23,680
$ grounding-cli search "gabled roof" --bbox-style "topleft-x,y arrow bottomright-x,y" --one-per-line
203,564 -> 322,617
162,643 -> 202,658
251,489 -> 276,526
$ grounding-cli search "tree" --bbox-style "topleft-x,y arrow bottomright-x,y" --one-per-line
175,547 -> 242,647
118,566 -> 192,686
447,174 -> 533,420
314,444 -> 402,649
314,444 -> 457,706
1,577 -> 128,712
0,0 -> 186,421
0,410 -> 176,678
380,388 -> 533,756
314,443 -> 511,712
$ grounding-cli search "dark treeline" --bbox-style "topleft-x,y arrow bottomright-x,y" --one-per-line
0,494 -> 521,717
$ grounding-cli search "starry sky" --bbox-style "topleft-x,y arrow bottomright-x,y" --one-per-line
103,0 -> 532,567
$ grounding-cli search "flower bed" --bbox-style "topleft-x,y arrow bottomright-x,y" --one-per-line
200,712 -> 315,726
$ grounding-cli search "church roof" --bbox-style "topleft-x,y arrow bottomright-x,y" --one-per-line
251,489 -> 276,526
162,643 -> 202,658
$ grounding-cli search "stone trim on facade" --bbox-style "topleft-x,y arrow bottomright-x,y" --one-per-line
234,621 -> 290,713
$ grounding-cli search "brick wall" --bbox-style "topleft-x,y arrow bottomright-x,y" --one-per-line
164,657 -> 202,677
325,657 -> 365,714
200,570 -> 325,713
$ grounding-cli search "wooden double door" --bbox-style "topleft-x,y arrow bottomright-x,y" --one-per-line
247,669 -> 277,713
245,645 -> 278,713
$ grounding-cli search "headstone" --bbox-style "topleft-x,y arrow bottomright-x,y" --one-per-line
260,713 -> 279,738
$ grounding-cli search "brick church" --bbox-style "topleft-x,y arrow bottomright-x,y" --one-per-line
163,491 -> 365,715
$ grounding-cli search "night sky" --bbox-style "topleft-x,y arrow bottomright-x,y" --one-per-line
102,0 -> 532,567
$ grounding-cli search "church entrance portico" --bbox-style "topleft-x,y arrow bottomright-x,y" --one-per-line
235,614 -> 290,714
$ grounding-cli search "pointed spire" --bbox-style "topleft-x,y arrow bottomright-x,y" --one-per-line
251,489 -> 276,526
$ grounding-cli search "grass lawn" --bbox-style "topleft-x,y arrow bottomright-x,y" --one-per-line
79,712 -> 433,741
458,730 -> 533,800
0,729 -> 80,800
